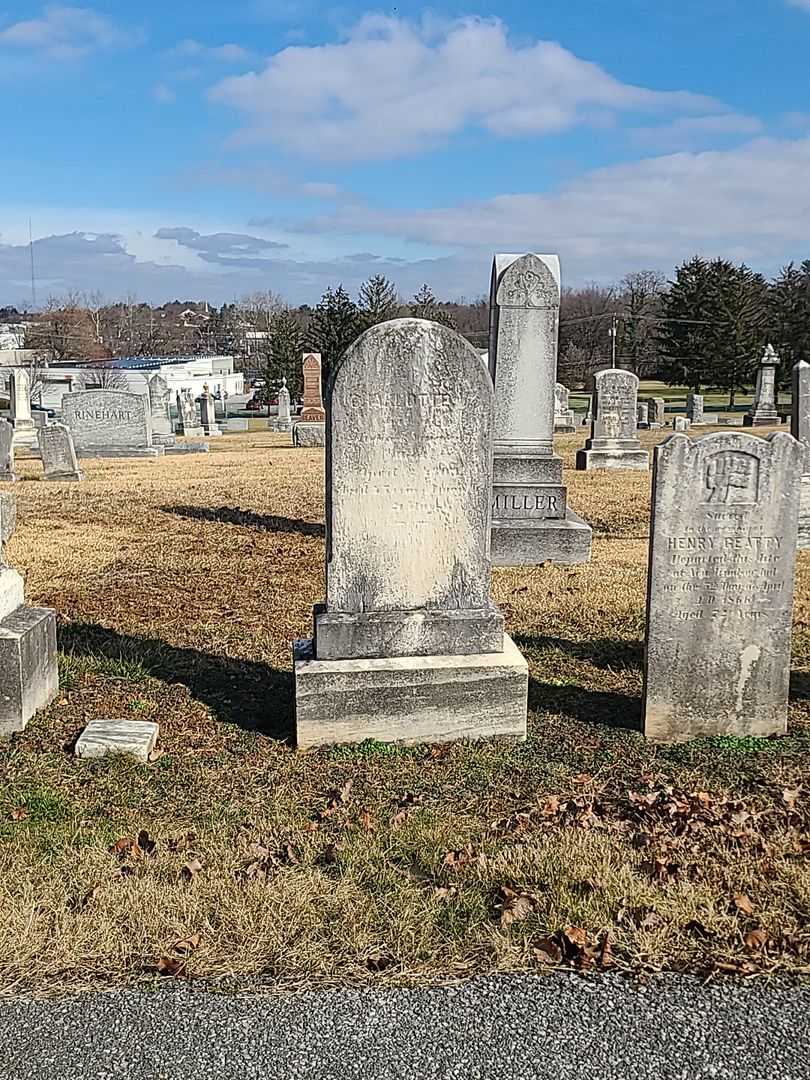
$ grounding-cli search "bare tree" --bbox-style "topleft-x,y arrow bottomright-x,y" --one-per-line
80,362 -> 129,391
24,293 -> 98,360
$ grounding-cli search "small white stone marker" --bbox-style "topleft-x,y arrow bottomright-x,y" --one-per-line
75,719 -> 159,762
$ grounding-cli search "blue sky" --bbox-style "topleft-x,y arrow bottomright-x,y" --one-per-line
1,1 -> 809,305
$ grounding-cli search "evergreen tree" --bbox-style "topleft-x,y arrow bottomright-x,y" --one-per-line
307,285 -> 362,378
770,261 -> 810,375
409,284 -> 455,327
358,274 -> 399,329
657,256 -> 713,391
705,259 -> 769,406
260,308 -> 305,400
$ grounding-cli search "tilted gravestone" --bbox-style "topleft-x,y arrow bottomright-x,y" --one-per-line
0,420 -> 17,482
745,345 -> 780,426
643,431 -> 801,742
39,423 -> 83,482
792,358 -> 810,548
294,317 -> 528,749
576,369 -> 649,470
0,493 -> 58,737
488,254 -> 591,565
62,390 -> 162,458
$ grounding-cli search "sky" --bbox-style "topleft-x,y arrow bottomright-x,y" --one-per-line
1,1 -> 810,306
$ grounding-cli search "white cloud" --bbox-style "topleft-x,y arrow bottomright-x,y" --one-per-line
167,38 -> 253,63
630,112 -> 763,149
289,135 -> 810,275
209,14 -> 722,161
0,5 -> 130,61
786,0 -> 810,11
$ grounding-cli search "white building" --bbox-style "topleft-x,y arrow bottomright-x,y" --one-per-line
37,355 -> 245,412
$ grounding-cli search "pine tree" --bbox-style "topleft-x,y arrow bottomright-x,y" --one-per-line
705,259 -> 769,406
358,274 -> 399,329
307,286 -> 362,378
657,256 -> 713,391
265,308 -> 305,399
409,284 -> 455,327
770,261 -> 810,375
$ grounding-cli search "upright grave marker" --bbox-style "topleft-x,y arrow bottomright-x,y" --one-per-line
686,393 -> 704,425
650,397 -> 666,428
489,253 -> 591,564
576,369 -> 649,470
275,378 -> 292,432
0,420 -> 16,482
39,423 -> 83,482
200,389 -> 222,437
176,389 -> 204,438
294,352 -> 327,446
0,493 -> 58,737
9,368 -> 37,450
643,431 -> 801,742
745,345 -> 780,426
148,375 -> 175,446
792,358 -> 810,548
554,383 -> 576,432
637,402 -> 649,428
63,390 -> 163,458
294,318 -> 528,748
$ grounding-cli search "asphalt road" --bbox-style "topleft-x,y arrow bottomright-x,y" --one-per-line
0,973 -> 807,1080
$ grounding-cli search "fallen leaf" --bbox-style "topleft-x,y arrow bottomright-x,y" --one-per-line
782,788 -> 800,809
533,936 -> 563,965
110,836 -> 140,860
442,846 -> 475,871
598,933 -> 615,969
172,933 -> 201,955
316,843 -> 339,866
390,809 -> 409,829
732,893 -> 755,916
539,795 -> 561,817
497,885 -> 539,927
433,885 -> 458,900
179,858 -> 203,882
358,809 -> 375,832
9,807 -> 28,822
137,830 -> 157,857
67,885 -> 101,913
147,749 -> 165,763
156,956 -> 186,977
744,928 -> 768,952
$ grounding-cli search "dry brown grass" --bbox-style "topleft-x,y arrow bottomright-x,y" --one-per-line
0,427 -> 808,995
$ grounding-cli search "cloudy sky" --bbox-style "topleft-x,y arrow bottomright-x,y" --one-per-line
2,1 -> 810,306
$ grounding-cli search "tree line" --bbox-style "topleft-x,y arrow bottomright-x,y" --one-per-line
8,257 -> 810,402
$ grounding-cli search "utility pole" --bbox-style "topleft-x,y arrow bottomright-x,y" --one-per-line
28,218 -> 36,310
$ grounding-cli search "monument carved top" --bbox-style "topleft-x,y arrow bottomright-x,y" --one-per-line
494,253 -> 560,309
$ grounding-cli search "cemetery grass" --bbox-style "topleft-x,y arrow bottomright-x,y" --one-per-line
0,429 -> 808,996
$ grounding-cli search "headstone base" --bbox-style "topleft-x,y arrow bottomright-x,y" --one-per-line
293,422 -> 326,447
743,412 -> 780,427
76,446 -> 164,459
75,719 -> 159,762
491,508 -> 592,566
313,600 -> 504,660
178,425 -> 205,438
12,427 -> 38,451
294,635 -> 528,749
576,447 -> 649,471
0,605 -> 58,738
0,470 -> 18,483
203,426 -> 223,438
43,468 -> 84,482
269,419 -> 293,433
164,442 -> 210,455
153,433 -> 176,448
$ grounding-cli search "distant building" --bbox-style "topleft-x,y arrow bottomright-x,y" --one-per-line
37,355 -> 244,412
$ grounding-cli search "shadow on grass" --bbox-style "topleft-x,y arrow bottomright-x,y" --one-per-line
59,621 -> 295,743
528,677 -> 642,732
513,633 -> 644,672
789,670 -> 810,700
162,504 -> 324,539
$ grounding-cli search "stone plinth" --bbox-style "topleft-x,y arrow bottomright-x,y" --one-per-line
489,254 -> 591,565
576,369 -> 649,471
294,636 -> 527,749
293,421 -> 325,447
75,719 -> 159,762
296,318 -> 527,747
643,431 -> 801,742
745,345 -> 780,426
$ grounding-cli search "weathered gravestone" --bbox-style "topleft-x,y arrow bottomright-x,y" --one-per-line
650,398 -> 666,428
62,390 -> 163,458
39,423 -> 83,482
643,431 -> 801,742
295,352 -> 326,445
637,402 -> 649,429
148,375 -> 175,446
9,369 -> 38,450
0,420 -> 16,482
200,391 -> 222,437
576,369 -> 649,470
792,358 -> 810,548
0,493 -> 58,737
673,416 -> 691,432
554,383 -> 576,433
294,318 -> 528,748
745,345 -> 780,426
176,389 -> 205,438
686,393 -> 704,425
488,254 -> 592,564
